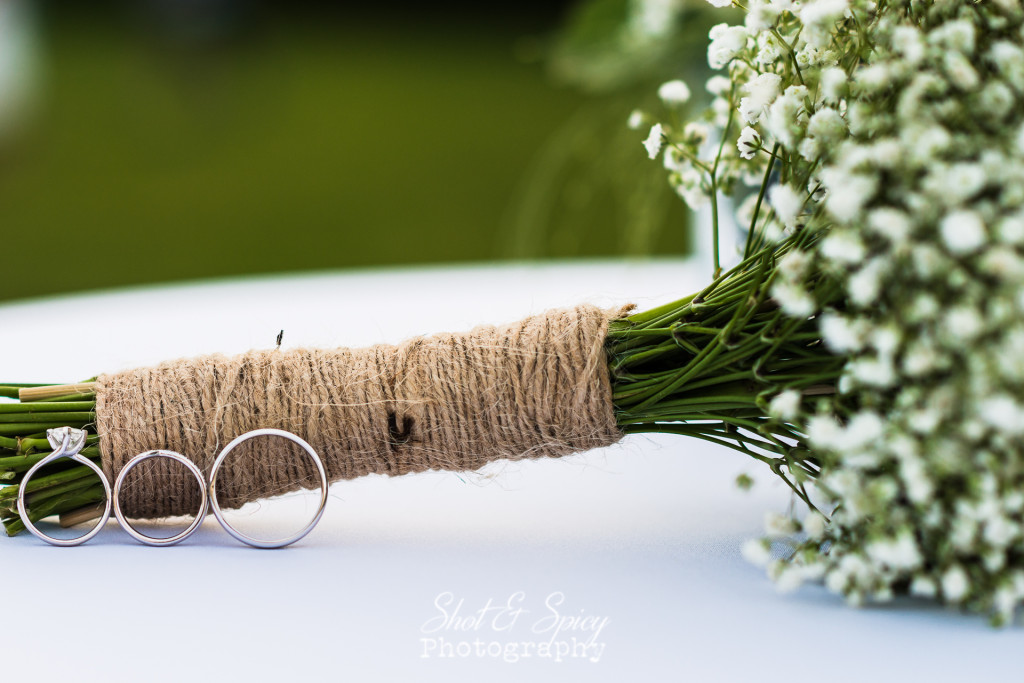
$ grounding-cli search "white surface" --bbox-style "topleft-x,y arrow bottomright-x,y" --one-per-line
0,260 -> 1018,682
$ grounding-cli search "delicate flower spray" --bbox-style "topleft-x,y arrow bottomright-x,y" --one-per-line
633,0 -> 1024,624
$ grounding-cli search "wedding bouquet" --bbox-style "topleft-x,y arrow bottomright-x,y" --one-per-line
632,0 -> 1024,624
2,0 -> 1023,626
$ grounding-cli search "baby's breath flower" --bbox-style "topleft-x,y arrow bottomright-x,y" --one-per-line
943,306 -> 983,342
777,248 -> 809,276
769,184 -> 803,228
848,355 -> 895,387
924,162 -> 987,207
643,123 -> 664,160
663,146 -> 687,173
978,396 -> 1024,435
658,79 -> 691,106
891,25 -> 925,66
866,532 -> 921,571
774,565 -> 805,593
707,23 -> 749,69
942,566 -> 971,603
682,122 -> 710,147
765,511 -> 798,537
819,66 -> 848,103
910,576 -> 938,598
674,167 -> 709,209
739,72 -> 782,123
705,75 -> 732,96
745,1 -> 780,32
940,210 -> 987,254
807,107 -> 847,143
820,313 -> 864,352
866,207 -> 911,243
944,51 -> 980,91
766,91 -> 807,149
741,538 -> 772,567
756,32 -> 785,66
997,214 -> 1024,244
847,259 -> 883,306
769,389 -> 802,420
772,280 -> 815,317
930,19 -> 976,55
798,137 -> 821,162
820,229 -> 866,264
854,63 -> 892,94
979,82 -> 1015,122
803,513 -> 827,540
737,126 -> 762,159
989,41 -> 1024,93
799,0 -> 850,48
639,0 -> 1024,623
820,169 -> 876,223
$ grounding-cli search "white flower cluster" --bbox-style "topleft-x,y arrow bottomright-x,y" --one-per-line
641,0 -> 1024,624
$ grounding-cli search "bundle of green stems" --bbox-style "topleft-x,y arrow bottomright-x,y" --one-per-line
0,224 -> 841,533
0,386 -> 104,535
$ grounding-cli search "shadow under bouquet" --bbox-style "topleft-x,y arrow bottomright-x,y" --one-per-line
3,0 -> 1024,625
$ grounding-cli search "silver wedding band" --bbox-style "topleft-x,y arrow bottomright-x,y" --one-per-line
18,427 -> 113,547
113,449 -> 209,546
208,428 -> 328,549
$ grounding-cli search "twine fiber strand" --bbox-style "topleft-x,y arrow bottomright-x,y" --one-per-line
96,304 -> 629,519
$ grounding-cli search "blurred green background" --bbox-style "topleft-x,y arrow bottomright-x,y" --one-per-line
0,0 -> 706,302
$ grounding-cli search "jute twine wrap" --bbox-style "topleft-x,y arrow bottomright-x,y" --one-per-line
96,304 -> 629,519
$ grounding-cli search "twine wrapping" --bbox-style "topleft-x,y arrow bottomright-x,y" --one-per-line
95,304 -> 629,519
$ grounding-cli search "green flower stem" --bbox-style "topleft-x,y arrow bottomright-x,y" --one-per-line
38,392 -> 98,402
0,446 -> 102,472
3,484 -> 107,537
0,384 -> 51,399
24,473 -> 104,508
744,145 -> 779,259
0,422 -> 91,437
0,412 -> 95,424
0,402 -> 97,414
10,434 -> 100,455
0,463 -> 97,501
624,293 -> 699,326
0,469 -> 101,516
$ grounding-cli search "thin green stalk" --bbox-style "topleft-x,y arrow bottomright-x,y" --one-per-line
0,412 -> 95,424
24,473 -> 104,507
39,392 -> 98,402
0,402 -> 97,414
0,446 -> 101,472
744,145 -> 778,259
0,422 -> 93,437
3,484 -> 107,537
0,464 -> 97,501
0,384 -> 51,399
8,434 -> 100,455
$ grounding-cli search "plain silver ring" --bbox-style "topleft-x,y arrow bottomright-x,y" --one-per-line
208,428 -> 328,549
18,429 -> 112,547
113,450 -> 209,546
